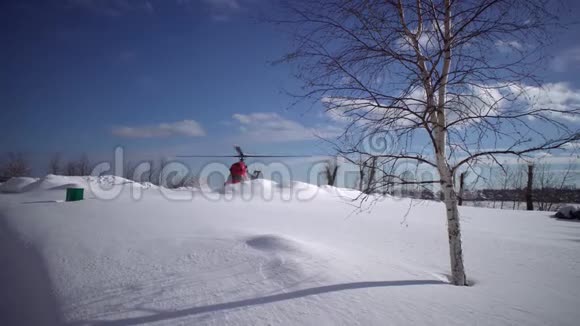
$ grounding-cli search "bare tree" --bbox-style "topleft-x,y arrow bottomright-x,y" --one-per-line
156,158 -> 169,186
1,152 -> 31,179
510,165 -> 526,210
534,162 -> 575,211
48,153 -> 62,175
279,0 -> 578,285
364,156 -> 378,194
64,154 -> 91,176
65,161 -> 77,176
499,165 -> 513,209
128,160 -> 158,184
167,174 -> 200,189
124,160 -> 137,181
77,154 -> 91,176
355,156 -> 366,191
358,166 -> 365,191
157,157 -> 199,189
149,161 -> 161,184
324,159 -> 340,186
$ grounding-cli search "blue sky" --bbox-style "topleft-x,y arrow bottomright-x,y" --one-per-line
1,0 -> 580,182
1,0 -> 342,178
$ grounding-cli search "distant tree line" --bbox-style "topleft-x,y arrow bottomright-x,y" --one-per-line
123,158 -> 199,189
47,153 -> 92,176
0,152 -> 198,189
0,152 -> 94,182
423,163 -> 576,211
2,152 -> 577,205
0,152 -> 30,181
322,158 -> 577,212
458,163 -> 578,211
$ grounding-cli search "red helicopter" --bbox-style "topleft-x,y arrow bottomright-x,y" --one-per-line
178,146 -> 308,185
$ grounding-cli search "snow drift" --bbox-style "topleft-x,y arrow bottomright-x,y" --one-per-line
555,204 -> 580,219
1,175 -> 579,325
0,177 -> 39,193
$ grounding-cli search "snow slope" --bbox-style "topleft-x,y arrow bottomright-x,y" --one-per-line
0,176 -> 39,193
1,176 -> 579,325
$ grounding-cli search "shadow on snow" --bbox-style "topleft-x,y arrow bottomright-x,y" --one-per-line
0,216 -> 64,326
78,280 -> 446,326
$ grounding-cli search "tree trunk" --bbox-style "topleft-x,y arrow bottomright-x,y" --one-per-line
440,170 -> 468,286
526,164 -> 534,211
434,115 -> 468,285
331,165 -> 338,186
359,164 -> 365,192
365,157 -> 377,194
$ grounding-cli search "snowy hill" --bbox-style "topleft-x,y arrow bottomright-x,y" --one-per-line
1,175 -> 579,325
0,175 -> 147,194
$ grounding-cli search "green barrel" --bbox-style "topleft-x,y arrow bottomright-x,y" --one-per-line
66,188 -> 84,202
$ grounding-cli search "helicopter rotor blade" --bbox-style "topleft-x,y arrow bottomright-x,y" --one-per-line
177,154 -> 314,159
176,155 -> 241,158
177,146 -> 317,160
234,145 -> 244,157
242,155 -> 313,158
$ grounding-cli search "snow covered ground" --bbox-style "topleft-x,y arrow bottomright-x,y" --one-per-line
1,175 -> 579,325
463,200 -> 573,211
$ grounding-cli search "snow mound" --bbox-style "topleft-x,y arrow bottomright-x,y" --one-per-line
29,175 -> 88,191
243,234 -> 327,288
555,205 -> 580,219
219,179 -> 279,195
140,182 -> 159,190
85,175 -> 136,187
0,177 -> 39,193
245,234 -> 303,253
289,180 -> 320,191
0,175 -> 165,198
173,186 -> 200,191
320,184 -> 362,198
213,179 -> 368,201
217,179 -> 337,201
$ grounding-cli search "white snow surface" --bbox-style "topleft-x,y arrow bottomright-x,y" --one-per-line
1,175 -> 579,325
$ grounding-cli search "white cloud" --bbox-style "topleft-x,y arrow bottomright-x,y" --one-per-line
562,141 -> 580,151
231,112 -> 342,142
323,81 -> 580,131
449,151 -> 579,168
112,120 -> 206,138
551,46 -> 580,72
513,82 -> 580,122
396,22 -> 444,54
398,33 -> 433,52
495,40 -> 523,53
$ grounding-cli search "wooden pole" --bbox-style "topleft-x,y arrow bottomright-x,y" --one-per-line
458,172 -> 465,206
